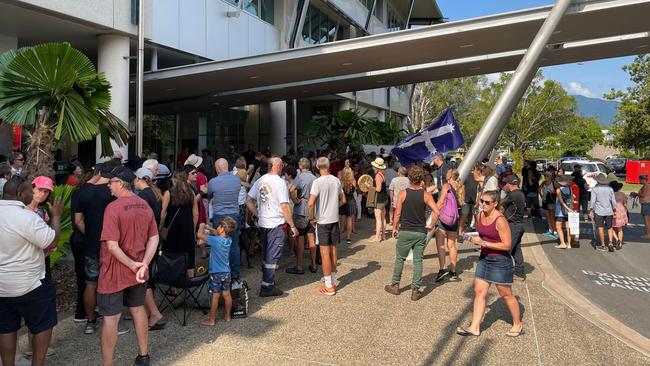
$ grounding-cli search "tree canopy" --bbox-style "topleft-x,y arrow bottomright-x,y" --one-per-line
605,54 -> 650,157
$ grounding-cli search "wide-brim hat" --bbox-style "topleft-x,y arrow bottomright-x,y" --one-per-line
556,175 -> 571,187
184,154 -> 203,168
371,157 -> 386,170
595,173 -> 609,185
609,180 -> 623,192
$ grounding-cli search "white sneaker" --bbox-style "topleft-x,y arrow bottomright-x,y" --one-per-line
23,347 -> 55,358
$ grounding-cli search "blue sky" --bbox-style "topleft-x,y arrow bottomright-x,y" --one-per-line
436,0 -> 635,99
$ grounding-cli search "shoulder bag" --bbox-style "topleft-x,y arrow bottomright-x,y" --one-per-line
159,208 -> 180,241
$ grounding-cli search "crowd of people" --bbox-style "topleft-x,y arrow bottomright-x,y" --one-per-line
2,145 -> 650,365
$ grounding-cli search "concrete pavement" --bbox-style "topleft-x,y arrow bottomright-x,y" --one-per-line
35,219 -> 650,365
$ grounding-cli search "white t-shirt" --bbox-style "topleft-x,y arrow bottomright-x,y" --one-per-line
248,174 -> 290,228
0,200 -> 55,297
385,168 -> 398,188
310,174 -> 342,225
389,176 -> 410,207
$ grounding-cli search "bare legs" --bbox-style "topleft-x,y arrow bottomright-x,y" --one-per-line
0,329 -> 52,366
435,229 -> 458,272
144,288 -> 163,327
373,208 -> 386,241
84,282 -> 98,322
346,215 -> 353,241
201,291 -> 232,326
545,209 -> 556,234
102,306 -> 149,366
466,279 -> 522,335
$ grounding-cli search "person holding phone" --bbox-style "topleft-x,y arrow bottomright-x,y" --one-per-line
456,190 -> 523,337
384,166 -> 440,301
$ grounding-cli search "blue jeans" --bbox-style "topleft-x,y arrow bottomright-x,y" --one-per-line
212,214 -> 241,280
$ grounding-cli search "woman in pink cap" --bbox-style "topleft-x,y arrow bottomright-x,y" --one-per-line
25,176 -> 57,357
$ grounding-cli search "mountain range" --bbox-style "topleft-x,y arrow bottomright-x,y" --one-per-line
572,95 -> 619,127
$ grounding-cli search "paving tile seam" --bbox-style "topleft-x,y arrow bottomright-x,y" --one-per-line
522,226 -> 650,359
524,282 -> 543,366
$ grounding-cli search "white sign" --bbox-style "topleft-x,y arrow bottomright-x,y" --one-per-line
568,212 -> 580,234
582,270 -> 650,294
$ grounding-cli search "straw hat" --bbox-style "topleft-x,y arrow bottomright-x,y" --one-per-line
184,154 -> 203,168
371,157 -> 386,170
595,173 -> 609,185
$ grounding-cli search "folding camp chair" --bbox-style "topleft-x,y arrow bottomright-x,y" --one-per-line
153,252 -> 209,326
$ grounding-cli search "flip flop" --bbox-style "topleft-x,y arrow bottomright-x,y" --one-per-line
456,326 -> 480,337
148,322 -> 166,331
506,327 -> 525,337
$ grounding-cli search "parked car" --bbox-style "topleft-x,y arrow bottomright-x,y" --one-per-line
605,158 -> 636,176
560,160 -> 608,190
535,159 -> 553,172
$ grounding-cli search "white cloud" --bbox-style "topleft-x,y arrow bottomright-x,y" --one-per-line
565,81 -> 596,98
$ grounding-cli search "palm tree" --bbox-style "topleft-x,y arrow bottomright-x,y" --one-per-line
0,42 -> 130,177
306,109 -> 408,156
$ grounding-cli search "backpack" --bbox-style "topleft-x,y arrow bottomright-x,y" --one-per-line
439,184 -> 459,226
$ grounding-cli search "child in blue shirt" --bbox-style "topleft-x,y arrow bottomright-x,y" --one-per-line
196,216 -> 237,325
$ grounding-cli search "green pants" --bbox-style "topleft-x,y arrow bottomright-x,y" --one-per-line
391,230 -> 428,289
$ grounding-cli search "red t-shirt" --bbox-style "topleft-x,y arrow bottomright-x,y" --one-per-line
66,175 -> 79,187
196,172 -> 208,224
98,194 -> 158,294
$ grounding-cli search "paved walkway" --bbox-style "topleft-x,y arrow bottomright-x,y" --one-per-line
35,219 -> 650,365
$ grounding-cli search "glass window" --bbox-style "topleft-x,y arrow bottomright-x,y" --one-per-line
302,5 -> 340,45
387,4 -> 404,32
244,0 -> 258,16
242,0 -> 274,24
260,0 -> 274,24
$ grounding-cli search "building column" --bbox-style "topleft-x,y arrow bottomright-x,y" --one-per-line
97,34 -> 130,163
0,35 -> 18,158
269,101 -> 287,156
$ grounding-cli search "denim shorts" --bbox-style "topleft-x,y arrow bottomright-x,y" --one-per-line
209,272 -> 232,293
475,253 -> 514,285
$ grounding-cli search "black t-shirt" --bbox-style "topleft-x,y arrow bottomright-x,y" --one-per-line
503,189 -> 526,224
138,187 -> 162,226
464,177 -> 478,204
78,183 -> 114,257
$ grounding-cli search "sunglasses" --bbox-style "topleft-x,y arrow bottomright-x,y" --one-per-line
480,199 -> 495,205
109,178 -> 123,184
190,171 -> 198,175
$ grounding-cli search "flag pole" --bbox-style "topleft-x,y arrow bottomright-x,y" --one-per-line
456,0 -> 572,183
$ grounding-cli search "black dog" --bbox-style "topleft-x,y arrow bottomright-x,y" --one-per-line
239,226 -> 261,268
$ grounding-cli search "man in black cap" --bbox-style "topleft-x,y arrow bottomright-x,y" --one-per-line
502,174 -> 526,280
75,161 -> 118,334
99,166 -> 159,366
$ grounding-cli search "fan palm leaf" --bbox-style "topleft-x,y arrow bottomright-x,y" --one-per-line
0,42 -> 130,177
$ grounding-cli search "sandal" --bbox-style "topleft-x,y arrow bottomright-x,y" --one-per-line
456,325 -> 480,337
285,266 -> 305,275
506,326 -> 525,337
148,321 -> 166,331
308,265 -> 318,273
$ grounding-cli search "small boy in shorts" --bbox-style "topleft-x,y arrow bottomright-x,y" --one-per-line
196,217 -> 238,326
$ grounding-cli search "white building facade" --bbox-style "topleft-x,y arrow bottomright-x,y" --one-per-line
0,0 -> 442,167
